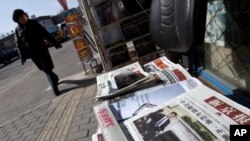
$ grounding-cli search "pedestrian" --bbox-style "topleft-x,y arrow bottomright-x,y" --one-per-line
12,9 -> 62,96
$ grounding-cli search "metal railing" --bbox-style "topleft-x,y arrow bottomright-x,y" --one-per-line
204,0 -> 250,92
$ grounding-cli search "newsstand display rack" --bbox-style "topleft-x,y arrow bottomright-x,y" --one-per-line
79,0 -> 161,72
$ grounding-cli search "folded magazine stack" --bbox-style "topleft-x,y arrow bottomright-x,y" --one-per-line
92,57 -> 250,141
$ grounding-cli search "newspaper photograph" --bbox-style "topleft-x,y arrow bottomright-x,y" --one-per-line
122,63 -> 193,94
96,62 -> 149,99
154,64 -> 192,85
93,103 -> 128,141
92,133 -> 105,141
92,127 -> 105,141
108,78 -> 203,122
143,56 -> 177,73
124,85 -> 250,141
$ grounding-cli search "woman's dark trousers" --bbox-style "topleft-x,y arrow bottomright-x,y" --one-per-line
44,70 -> 59,93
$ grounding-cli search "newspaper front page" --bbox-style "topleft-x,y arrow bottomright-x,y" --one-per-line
143,56 -> 177,72
124,85 -> 250,141
93,103 -> 128,141
108,78 -> 203,122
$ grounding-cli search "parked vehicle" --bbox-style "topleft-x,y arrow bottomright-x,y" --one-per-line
59,22 -> 70,38
0,47 -> 19,65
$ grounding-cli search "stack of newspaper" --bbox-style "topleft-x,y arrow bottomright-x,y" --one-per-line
96,57 -> 191,100
93,85 -> 250,141
92,56 -> 250,141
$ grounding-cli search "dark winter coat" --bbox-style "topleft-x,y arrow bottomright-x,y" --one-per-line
15,19 -> 61,72
146,113 -> 170,131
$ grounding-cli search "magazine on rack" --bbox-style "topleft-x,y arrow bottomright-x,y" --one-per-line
108,78 -> 203,122
96,62 -> 151,99
124,85 -> 250,141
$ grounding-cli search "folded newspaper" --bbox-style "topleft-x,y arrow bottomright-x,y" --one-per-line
96,57 -> 190,100
96,62 -> 151,99
93,102 -> 128,141
124,85 -> 250,141
94,78 -> 203,141
108,78 -> 202,122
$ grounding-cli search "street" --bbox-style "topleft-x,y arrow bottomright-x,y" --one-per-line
0,40 -> 85,125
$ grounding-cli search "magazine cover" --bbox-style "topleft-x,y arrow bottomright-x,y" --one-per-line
143,56 -> 177,73
108,78 -> 203,122
124,85 -> 250,141
96,62 -> 149,99
93,103 -> 128,141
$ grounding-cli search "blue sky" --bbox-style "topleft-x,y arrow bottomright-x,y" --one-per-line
0,0 -> 79,35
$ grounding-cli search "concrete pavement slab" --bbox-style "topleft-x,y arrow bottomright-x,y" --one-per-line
0,72 -> 99,141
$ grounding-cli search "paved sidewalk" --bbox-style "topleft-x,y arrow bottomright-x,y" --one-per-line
0,73 -> 99,141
